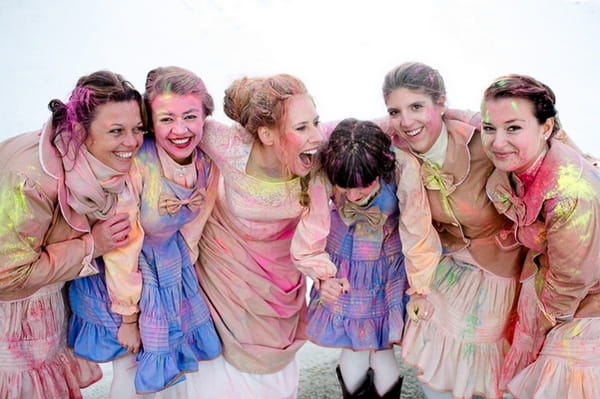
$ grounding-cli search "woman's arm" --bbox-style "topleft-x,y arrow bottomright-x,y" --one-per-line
540,191 -> 600,324
394,149 -> 442,296
0,172 -> 95,296
290,173 -> 337,282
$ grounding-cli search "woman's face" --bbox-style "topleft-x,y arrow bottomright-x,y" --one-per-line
268,94 -> 324,177
481,97 -> 552,174
151,93 -> 205,164
84,100 -> 144,173
385,87 -> 446,154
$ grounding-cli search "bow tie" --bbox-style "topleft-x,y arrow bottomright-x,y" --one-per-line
339,202 -> 385,229
158,187 -> 206,216
420,161 -> 455,196
493,185 -> 526,224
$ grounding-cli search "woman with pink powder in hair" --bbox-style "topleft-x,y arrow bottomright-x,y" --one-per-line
0,70 -> 144,398
482,74 -> 600,399
68,66 -> 222,398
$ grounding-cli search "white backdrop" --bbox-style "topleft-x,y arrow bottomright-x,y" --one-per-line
1,0 -> 599,152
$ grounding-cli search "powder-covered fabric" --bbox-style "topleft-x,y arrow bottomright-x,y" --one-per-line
399,110 -> 526,399
69,137 -> 221,394
487,139 -> 600,394
195,120 -> 308,375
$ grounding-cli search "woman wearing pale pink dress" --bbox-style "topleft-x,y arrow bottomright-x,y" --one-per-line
383,62 -> 526,399
0,70 -> 145,398
189,74 -> 325,398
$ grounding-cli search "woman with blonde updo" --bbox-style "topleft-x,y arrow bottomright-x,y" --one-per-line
188,74 -> 325,398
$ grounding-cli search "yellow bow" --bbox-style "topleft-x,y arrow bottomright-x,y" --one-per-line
339,202 -> 385,229
420,161 -> 456,217
158,187 -> 206,216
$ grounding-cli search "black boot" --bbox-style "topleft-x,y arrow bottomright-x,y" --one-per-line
336,366 -> 374,398
374,375 -> 403,399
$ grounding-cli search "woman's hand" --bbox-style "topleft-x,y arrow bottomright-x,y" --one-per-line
318,277 -> 350,304
91,213 -> 132,257
117,321 -> 141,354
406,294 -> 434,322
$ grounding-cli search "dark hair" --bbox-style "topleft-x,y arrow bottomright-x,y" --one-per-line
482,74 -> 561,136
48,70 -> 144,154
382,62 -> 446,104
223,74 -> 307,136
144,66 -> 214,130
320,118 -> 395,189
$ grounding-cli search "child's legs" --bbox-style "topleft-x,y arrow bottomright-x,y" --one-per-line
338,349 -> 371,393
370,349 -> 401,395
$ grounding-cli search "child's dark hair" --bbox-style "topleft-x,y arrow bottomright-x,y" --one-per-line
320,118 -> 396,188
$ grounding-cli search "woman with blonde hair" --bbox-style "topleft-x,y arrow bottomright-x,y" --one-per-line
190,74 -> 325,398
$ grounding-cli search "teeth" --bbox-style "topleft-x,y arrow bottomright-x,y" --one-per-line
115,152 -> 133,159
171,138 -> 191,145
302,148 -> 318,155
405,127 -> 422,137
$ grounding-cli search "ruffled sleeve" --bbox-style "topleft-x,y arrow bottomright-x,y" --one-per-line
290,172 -> 337,281
0,171 -> 94,296
394,148 -> 442,295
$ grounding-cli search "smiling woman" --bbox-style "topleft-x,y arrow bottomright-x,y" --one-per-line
187,74 -> 324,398
68,66 -> 222,398
0,70 -> 144,399
482,74 -> 600,399
382,62 -> 527,399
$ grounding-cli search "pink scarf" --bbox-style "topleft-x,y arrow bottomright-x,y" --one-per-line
54,134 -> 127,221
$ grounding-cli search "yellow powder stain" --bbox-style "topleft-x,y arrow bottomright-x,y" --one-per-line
555,164 -> 595,201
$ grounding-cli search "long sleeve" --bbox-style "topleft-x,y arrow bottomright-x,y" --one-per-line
394,149 -> 442,295
0,172 -> 94,297
102,178 -> 144,316
540,192 -> 600,322
290,173 -> 337,281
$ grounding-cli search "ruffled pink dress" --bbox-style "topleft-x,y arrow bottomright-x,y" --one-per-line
399,114 -> 525,399
487,140 -> 600,399
0,126 -> 104,398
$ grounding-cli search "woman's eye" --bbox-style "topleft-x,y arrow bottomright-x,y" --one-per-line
411,104 -> 422,111
388,110 -> 398,116
109,128 -> 123,135
296,125 -> 307,131
482,125 -> 495,133
184,114 -> 197,121
507,125 -> 522,133
159,117 -> 173,123
133,127 -> 146,135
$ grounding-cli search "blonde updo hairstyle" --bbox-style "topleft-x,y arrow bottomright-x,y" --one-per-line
224,74 -> 307,138
224,74 -> 312,206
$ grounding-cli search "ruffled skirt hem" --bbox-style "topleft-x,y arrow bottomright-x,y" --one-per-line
0,347 -> 102,399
